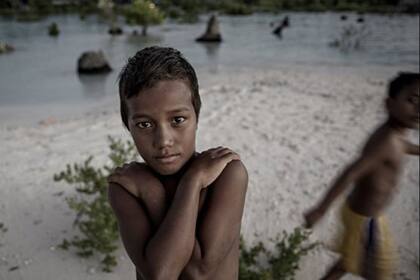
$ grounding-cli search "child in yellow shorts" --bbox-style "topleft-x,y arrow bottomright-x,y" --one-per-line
305,72 -> 419,280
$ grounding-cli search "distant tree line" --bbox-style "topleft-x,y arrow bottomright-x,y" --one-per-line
216,0 -> 418,13
0,0 -> 418,18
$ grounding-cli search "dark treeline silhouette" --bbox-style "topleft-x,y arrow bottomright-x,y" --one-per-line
1,0 -> 418,14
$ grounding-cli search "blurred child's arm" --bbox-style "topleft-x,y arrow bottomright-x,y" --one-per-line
180,159 -> 248,279
405,140 -> 419,155
305,145 -> 382,228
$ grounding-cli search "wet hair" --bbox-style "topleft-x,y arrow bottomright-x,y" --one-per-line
388,72 -> 419,98
118,46 -> 201,129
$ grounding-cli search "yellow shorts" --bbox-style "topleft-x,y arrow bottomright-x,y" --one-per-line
338,203 -> 397,279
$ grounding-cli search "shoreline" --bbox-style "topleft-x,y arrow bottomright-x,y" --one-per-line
1,62 -> 418,129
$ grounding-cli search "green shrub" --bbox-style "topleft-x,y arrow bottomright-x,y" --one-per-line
54,136 -> 137,272
221,2 -> 253,15
239,228 -> 318,280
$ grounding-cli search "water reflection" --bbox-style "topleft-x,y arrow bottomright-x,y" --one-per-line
78,74 -> 109,99
200,42 -> 220,58
125,32 -> 164,47
198,42 -> 221,74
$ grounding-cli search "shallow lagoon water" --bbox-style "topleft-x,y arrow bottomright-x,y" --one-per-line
0,12 -> 418,125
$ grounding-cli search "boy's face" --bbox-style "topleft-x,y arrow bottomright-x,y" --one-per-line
388,81 -> 419,129
126,80 -> 198,175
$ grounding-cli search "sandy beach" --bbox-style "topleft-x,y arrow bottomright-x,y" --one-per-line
0,65 -> 418,280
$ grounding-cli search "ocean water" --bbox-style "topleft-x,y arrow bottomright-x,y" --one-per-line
0,12 -> 418,125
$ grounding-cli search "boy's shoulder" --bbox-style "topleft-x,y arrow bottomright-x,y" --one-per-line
213,159 -> 248,190
364,125 -> 395,150
362,125 -> 407,160
108,161 -> 160,192
223,159 -> 248,179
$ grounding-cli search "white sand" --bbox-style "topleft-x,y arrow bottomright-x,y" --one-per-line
0,65 -> 418,280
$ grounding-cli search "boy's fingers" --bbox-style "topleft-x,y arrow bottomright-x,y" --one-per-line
107,173 -> 119,183
108,172 -> 126,182
206,146 -> 224,153
108,172 -> 130,185
113,163 -> 134,173
207,147 -> 226,158
114,166 -> 122,173
212,147 -> 239,158
113,166 -> 130,177
214,147 -> 232,155
218,151 -> 240,162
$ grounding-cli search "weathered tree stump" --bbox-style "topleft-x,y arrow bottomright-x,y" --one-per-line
196,14 -> 222,43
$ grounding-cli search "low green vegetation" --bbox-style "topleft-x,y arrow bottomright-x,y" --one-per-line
54,136 -> 137,272
239,228 -> 318,280
55,136 -> 317,275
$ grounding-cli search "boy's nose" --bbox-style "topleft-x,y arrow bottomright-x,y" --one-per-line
154,126 -> 174,149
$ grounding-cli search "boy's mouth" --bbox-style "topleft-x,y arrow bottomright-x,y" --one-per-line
155,154 -> 181,164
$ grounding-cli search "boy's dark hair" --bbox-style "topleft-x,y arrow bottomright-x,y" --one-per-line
388,72 -> 419,98
118,46 -> 201,129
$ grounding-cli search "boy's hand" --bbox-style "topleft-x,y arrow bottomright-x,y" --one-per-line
304,207 -> 324,228
186,147 -> 240,189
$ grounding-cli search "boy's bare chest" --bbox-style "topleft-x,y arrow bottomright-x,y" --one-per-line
365,156 -> 403,191
369,134 -> 406,175
164,184 -> 209,212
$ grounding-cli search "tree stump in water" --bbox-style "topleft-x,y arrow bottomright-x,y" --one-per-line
196,14 -> 222,43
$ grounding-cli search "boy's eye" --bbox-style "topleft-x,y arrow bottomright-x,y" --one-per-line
172,116 -> 186,125
136,121 -> 153,129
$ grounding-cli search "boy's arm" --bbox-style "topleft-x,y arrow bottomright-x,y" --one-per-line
180,160 -> 248,279
109,175 -> 202,279
108,149 -> 240,279
305,146 -> 382,228
109,162 -> 234,279
405,140 -> 419,155
108,183 -> 160,279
